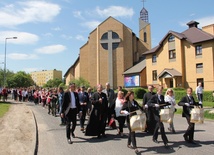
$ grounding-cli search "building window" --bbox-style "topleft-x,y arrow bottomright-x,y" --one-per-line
152,54 -> 157,63
152,70 -> 157,81
169,50 -> 176,59
196,63 -> 203,68
195,45 -> 202,55
144,32 -> 147,42
168,35 -> 175,42
196,78 -> 204,87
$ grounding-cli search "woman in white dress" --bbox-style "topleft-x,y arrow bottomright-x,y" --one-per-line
164,88 -> 176,133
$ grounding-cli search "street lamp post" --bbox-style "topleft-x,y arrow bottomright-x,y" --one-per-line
4,37 -> 17,87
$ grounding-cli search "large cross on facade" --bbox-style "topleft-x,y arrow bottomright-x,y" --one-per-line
100,31 -> 120,88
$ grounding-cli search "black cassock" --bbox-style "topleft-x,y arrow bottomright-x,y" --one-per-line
85,92 -> 108,136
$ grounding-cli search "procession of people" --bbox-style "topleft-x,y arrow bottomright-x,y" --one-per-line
6,83 -> 204,154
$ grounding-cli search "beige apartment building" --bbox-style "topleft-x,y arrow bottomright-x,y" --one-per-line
30,69 -> 62,87
143,21 -> 214,91
64,7 -> 151,89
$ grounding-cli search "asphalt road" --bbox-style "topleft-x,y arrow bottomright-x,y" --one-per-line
26,102 -> 214,155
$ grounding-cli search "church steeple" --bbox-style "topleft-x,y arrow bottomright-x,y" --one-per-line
140,0 -> 149,23
139,0 -> 151,50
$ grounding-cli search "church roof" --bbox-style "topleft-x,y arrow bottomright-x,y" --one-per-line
123,59 -> 146,75
143,21 -> 214,55
158,68 -> 182,78
64,57 -> 79,77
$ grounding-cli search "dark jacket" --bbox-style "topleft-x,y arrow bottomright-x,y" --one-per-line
61,91 -> 80,114
121,100 -> 144,123
178,95 -> 199,118
147,94 -> 170,120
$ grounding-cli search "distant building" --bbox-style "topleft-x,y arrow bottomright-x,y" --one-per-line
64,6 -> 151,89
30,69 -> 62,87
143,21 -> 214,90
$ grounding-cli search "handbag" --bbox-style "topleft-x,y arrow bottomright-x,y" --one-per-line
109,117 -> 117,129
190,107 -> 204,123
159,108 -> 174,123
129,110 -> 146,132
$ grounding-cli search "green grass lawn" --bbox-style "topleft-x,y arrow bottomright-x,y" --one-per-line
0,102 -> 11,118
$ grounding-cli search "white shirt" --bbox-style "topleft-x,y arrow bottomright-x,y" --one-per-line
70,92 -> 76,109
115,97 -> 126,117
164,95 -> 176,107
195,86 -> 203,94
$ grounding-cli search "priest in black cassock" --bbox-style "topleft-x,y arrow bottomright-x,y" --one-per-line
85,84 -> 108,138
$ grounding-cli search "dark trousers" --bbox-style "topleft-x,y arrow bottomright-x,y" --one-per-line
80,108 -> 87,128
116,116 -> 126,133
127,121 -> 137,149
184,116 -> 195,141
153,115 -> 168,144
98,114 -> 107,136
107,106 -> 115,124
65,108 -> 77,139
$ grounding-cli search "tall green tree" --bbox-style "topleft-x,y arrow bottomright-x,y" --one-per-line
70,77 -> 90,88
43,78 -> 63,88
0,68 -> 15,87
7,71 -> 34,88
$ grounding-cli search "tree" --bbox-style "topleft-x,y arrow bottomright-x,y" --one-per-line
0,68 -> 15,87
70,77 -> 90,88
7,71 -> 34,88
43,78 -> 63,88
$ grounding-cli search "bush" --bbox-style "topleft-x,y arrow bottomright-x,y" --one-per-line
133,87 -> 147,99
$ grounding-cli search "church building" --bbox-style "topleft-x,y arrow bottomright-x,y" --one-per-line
64,6 -> 151,89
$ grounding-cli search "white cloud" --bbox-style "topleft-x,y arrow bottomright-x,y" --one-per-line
35,44 -> 66,54
51,27 -> 61,31
0,1 -> 61,27
95,6 -> 134,18
60,34 -> 73,40
82,20 -> 101,30
22,67 -> 40,73
196,16 -> 214,27
7,53 -> 38,60
0,31 -> 39,44
179,16 -> 214,28
73,11 -> 84,19
75,35 -> 85,41
43,33 -> 53,37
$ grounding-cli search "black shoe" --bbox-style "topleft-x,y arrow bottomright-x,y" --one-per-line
189,140 -> 197,144
67,139 -> 73,144
102,134 -> 107,138
97,135 -> 101,139
72,133 -> 76,138
153,139 -> 159,144
183,135 -> 189,142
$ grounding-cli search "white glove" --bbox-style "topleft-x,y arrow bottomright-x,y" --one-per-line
199,101 -> 202,104
122,110 -> 129,115
154,104 -> 159,108
185,103 -> 190,106
144,104 -> 148,109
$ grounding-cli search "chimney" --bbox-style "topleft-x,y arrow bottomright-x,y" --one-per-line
202,24 -> 214,35
187,21 -> 199,28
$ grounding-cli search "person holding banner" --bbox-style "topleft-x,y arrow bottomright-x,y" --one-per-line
147,85 -> 170,148
178,87 -> 200,144
120,90 -> 144,154
164,88 -> 176,133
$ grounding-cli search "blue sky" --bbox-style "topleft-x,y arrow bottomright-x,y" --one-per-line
0,0 -> 213,76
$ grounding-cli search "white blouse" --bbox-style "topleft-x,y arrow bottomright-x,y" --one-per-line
164,95 -> 176,107
115,97 -> 126,117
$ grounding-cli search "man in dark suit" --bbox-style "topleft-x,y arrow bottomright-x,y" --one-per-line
178,87 -> 199,144
102,82 -> 116,125
143,85 -> 156,134
147,85 -> 170,148
61,83 -> 80,144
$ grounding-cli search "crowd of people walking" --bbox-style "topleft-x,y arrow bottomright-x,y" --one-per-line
4,82 -> 203,154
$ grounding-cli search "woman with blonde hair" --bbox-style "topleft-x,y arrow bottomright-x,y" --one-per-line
164,88 -> 176,133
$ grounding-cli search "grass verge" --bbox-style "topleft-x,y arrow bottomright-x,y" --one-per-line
0,102 -> 11,118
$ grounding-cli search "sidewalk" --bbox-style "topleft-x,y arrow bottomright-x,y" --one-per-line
0,100 -> 36,155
